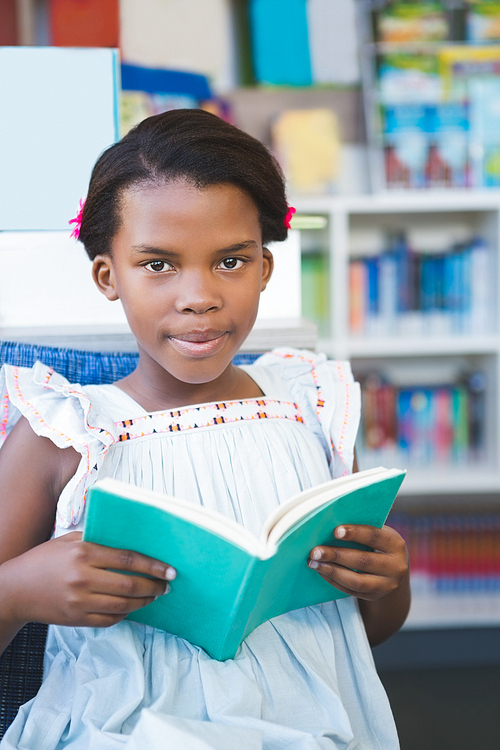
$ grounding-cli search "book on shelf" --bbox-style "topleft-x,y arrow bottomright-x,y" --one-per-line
357,370 -> 487,470
469,78 -> 500,188
390,509 -> 500,596
348,234 -> 491,338
83,467 -> 406,661
271,108 -> 340,195
49,0 -> 119,47
301,252 -> 330,338
376,2 -> 450,44
249,0 -> 312,86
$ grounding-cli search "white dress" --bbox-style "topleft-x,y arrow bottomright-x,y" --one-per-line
0,348 -> 399,750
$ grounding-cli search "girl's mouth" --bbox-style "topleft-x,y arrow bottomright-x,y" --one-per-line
168,332 -> 229,357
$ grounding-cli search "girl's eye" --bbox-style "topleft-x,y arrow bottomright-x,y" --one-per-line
145,260 -> 171,272
219,257 -> 244,270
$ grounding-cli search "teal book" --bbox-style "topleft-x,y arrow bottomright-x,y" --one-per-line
83,467 -> 406,661
249,0 -> 312,86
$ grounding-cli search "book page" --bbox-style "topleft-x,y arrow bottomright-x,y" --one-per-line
261,467 -> 400,548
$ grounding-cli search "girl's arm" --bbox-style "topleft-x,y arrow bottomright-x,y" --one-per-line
0,417 -> 175,655
309,523 -> 411,646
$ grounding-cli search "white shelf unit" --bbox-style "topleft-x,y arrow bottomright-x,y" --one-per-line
293,190 -> 500,630
293,190 -> 500,492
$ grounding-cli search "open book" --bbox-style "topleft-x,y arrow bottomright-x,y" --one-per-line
83,467 -> 406,660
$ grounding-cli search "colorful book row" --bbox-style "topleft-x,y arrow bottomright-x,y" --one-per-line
383,92 -> 500,190
349,235 -> 491,337
389,510 -> 500,594
376,2 -> 500,46
356,372 -> 486,468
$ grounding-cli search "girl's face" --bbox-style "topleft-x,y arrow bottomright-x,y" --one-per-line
92,179 -> 273,399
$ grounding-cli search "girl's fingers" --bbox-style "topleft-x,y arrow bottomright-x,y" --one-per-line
308,524 -> 409,600
89,568 -> 170,599
309,525 -> 407,571
309,544 -> 391,577
62,535 -> 177,582
86,590 -> 169,617
315,567 -> 388,599
334,524 -> 402,553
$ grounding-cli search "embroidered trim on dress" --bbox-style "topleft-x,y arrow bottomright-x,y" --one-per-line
335,361 -> 352,476
0,388 -> 10,446
113,398 -> 304,441
273,351 -> 352,475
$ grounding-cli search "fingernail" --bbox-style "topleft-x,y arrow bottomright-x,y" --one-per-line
165,567 -> 177,581
309,560 -> 318,569
335,526 -> 346,539
311,548 -> 322,560
155,583 -> 170,600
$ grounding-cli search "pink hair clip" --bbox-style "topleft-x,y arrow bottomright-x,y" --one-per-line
284,205 -> 296,229
69,198 -> 85,240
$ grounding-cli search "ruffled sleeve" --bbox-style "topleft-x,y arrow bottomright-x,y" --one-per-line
0,362 -> 117,528
255,348 -> 361,478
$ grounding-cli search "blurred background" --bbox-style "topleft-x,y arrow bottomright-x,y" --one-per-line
1,1 -> 500,747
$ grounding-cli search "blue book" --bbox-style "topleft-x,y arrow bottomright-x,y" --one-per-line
249,0 -> 312,85
378,251 -> 398,334
461,245 -> 472,330
393,235 -> 410,314
469,78 -> 500,187
384,104 -> 429,189
365,257 -> 379,317
397,390 -> 413,458
420,255 -> 435,314
411,388 -> 433,466
121,63 -> 211,99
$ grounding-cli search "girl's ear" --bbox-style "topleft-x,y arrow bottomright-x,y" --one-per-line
261,248 -> 274,292
92,255 -> 119,301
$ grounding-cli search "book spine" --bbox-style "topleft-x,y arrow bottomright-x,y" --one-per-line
434,386 -> 453,464
379,251 -> 397,336
349,259 -> 366,335
365,256 -> 380,335
470,238 -> 491,335
218,556 -> 268,660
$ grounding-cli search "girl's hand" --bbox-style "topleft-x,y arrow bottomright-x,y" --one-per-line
308,524 -> 409,602
1,532 -> 177,629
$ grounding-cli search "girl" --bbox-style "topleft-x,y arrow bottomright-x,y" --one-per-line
0,109 -> 409,750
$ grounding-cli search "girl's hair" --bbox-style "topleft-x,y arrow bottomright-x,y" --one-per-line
79,109 -> 289,259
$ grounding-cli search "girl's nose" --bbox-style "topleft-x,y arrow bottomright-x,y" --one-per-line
174,272 -> 222,315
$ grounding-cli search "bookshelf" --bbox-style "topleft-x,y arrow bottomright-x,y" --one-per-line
292,190 -> 500,630
293,189 -> 500,492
